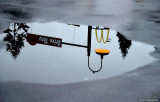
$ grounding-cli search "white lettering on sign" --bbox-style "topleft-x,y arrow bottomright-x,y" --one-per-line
50,39 -> 61,46
39,37 -> 48,44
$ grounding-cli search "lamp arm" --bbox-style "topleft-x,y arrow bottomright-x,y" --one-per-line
88,56 -> 103,74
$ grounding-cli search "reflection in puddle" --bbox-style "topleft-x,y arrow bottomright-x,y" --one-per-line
3,23 -> 29,59
3,23 -> 128,73
117,32 -> 132,59
0,22 -> 155,84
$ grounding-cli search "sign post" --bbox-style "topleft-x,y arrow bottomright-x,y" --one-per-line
27,26 -> 92,56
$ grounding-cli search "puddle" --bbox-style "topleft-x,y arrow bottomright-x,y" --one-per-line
0,22 -> 156,84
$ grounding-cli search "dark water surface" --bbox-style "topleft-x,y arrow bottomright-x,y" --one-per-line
0,22 -> 155,84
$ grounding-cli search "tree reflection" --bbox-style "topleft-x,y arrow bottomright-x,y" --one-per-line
117,32 -> 132,59
3,23 -> 30,59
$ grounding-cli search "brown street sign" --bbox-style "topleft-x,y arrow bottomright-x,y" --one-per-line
27,33 -> 62,47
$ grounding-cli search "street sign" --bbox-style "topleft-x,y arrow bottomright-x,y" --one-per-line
27,33 -> 62,47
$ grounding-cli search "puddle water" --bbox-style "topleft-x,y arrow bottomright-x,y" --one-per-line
0,22 -> 156,84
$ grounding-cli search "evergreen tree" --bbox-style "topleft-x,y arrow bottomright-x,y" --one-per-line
117,32 -> 132,59
3,23 -> 30,59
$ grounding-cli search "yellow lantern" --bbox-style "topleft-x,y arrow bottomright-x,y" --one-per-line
88,49 -> 110,74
